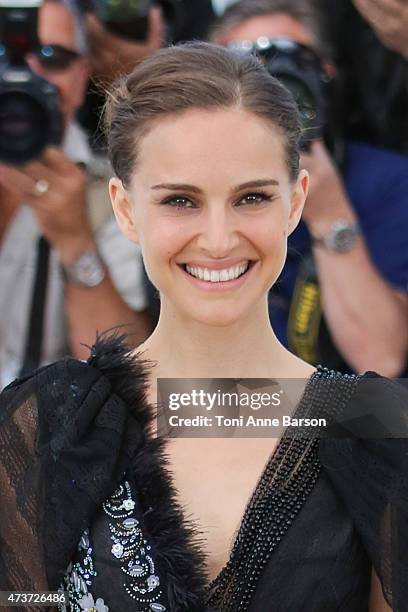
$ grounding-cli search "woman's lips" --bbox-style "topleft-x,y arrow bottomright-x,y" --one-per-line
177,261 -> 257,292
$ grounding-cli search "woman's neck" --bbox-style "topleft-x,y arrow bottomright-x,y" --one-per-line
136,302 -> 312,379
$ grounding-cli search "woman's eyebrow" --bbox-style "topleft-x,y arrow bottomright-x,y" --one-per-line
150,179 -> 280,193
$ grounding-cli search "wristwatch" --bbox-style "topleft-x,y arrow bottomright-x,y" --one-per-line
62,249 -> 107,288
310,220 -> 361,253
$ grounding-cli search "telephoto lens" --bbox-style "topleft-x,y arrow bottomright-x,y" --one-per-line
0,0 -> 62,165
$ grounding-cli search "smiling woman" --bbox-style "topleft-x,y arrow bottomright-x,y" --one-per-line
0,41 -> 407,612
106,44 -> 308,330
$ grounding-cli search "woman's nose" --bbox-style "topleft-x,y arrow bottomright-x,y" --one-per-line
195,206 -> 240,257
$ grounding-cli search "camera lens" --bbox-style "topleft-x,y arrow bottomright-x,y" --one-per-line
94,0 -> 150,23
0,91 -> 49,164
275,74 -> 317,130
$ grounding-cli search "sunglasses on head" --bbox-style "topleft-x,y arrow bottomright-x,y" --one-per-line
27,44 -> 82,71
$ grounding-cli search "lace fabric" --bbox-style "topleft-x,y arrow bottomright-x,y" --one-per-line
0,334 -> 208,612
319,374 -> 408,611
0,355 -> 141,610
0,385 -> 49,607
1,334 -> 408,612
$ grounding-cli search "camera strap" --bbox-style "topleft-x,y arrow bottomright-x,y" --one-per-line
19,236 -> 50,377
286,252 -> 348,370
287,253 -> 322,365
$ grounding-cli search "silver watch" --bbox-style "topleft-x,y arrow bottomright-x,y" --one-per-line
62,249 -> 107,288
311,220 -> 360,253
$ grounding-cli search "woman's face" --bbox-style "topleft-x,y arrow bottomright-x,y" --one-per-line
110,107 -> 308,327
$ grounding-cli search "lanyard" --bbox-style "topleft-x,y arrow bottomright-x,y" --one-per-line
19,236 -> 50,377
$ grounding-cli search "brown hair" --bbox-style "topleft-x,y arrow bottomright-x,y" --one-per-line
104,41 -> 302,188
209,0 -> 332,60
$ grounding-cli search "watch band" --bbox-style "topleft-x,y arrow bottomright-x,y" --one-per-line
62,249 -> 107,288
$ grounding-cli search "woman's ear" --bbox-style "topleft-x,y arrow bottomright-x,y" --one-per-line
288,169 -> 309,236
109,177 -> 140,244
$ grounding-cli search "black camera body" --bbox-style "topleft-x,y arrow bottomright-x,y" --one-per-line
0,0 -> 62,165
229,37 -> 330,150
81,0 -> 179,42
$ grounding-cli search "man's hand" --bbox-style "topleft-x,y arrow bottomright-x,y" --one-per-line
86,7 -> 165,84
0,147 -> 94,263
353,0 -> 408,59
300,141 -> 357,235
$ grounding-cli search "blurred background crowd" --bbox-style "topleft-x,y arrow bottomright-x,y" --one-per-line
0,0 -> 407,390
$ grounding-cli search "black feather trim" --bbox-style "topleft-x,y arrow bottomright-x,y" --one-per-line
86,330 -> 156,437
85,331 -> 211,611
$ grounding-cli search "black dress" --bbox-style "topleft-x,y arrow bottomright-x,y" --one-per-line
0,334 -> 407,612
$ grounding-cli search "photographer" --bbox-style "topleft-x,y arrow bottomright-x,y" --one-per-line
79,0 -> 217,152
0,0 -> 151,388
211,0 -> 408,377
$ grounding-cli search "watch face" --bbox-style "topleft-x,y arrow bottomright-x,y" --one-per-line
333,227 -> 356,252
67,251 -> 106,287
327,222 -> 359,253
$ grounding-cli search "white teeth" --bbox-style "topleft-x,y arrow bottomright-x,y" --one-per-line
185,262 -> 250,282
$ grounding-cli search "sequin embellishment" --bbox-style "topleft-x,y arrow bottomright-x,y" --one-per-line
60,480 -> 166,611
102,481 -> 165,609
59,528 -> 105,612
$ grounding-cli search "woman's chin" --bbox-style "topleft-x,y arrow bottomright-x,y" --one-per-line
178,304 -> 251,328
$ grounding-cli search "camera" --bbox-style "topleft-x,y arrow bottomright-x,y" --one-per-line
0,0 -> 62,165
80,0 -> 179,42
229,37 -> 330,149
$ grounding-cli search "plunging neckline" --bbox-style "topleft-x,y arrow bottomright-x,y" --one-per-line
203,364 -> 331,607
90,338 -> 353,611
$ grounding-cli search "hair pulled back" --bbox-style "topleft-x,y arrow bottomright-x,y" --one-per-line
104,41 -> 301,188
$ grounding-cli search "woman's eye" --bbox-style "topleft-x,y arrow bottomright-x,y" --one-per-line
236,192 -> 274,206
161,196 -> 196,209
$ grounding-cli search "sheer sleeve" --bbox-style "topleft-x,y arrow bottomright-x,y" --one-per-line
0,334 -> 152,609
319,373 -> 408,611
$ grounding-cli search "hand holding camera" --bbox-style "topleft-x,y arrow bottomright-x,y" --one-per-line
0,147 -> 94,263
353,0 -> 408,59
85,6 -> 164,83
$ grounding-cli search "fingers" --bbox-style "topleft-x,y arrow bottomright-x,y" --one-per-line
18,161 -> 56,186
147,6 -> 166,49
369,0 -> 406,15
0,148 -> 73,202
38,147 -> 73,173
353,0 -> 403,21
0,163 -> 39,200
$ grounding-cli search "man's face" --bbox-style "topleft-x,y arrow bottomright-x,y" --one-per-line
215,12 -> 314,48
26,1 -> 89,126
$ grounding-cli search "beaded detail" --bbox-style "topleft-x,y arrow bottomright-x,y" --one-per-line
58,528 -> 103,612
102,482 -> 165,608
59,366 -> 360,612
206,366 -> 360,611
60,480 -> 166,611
